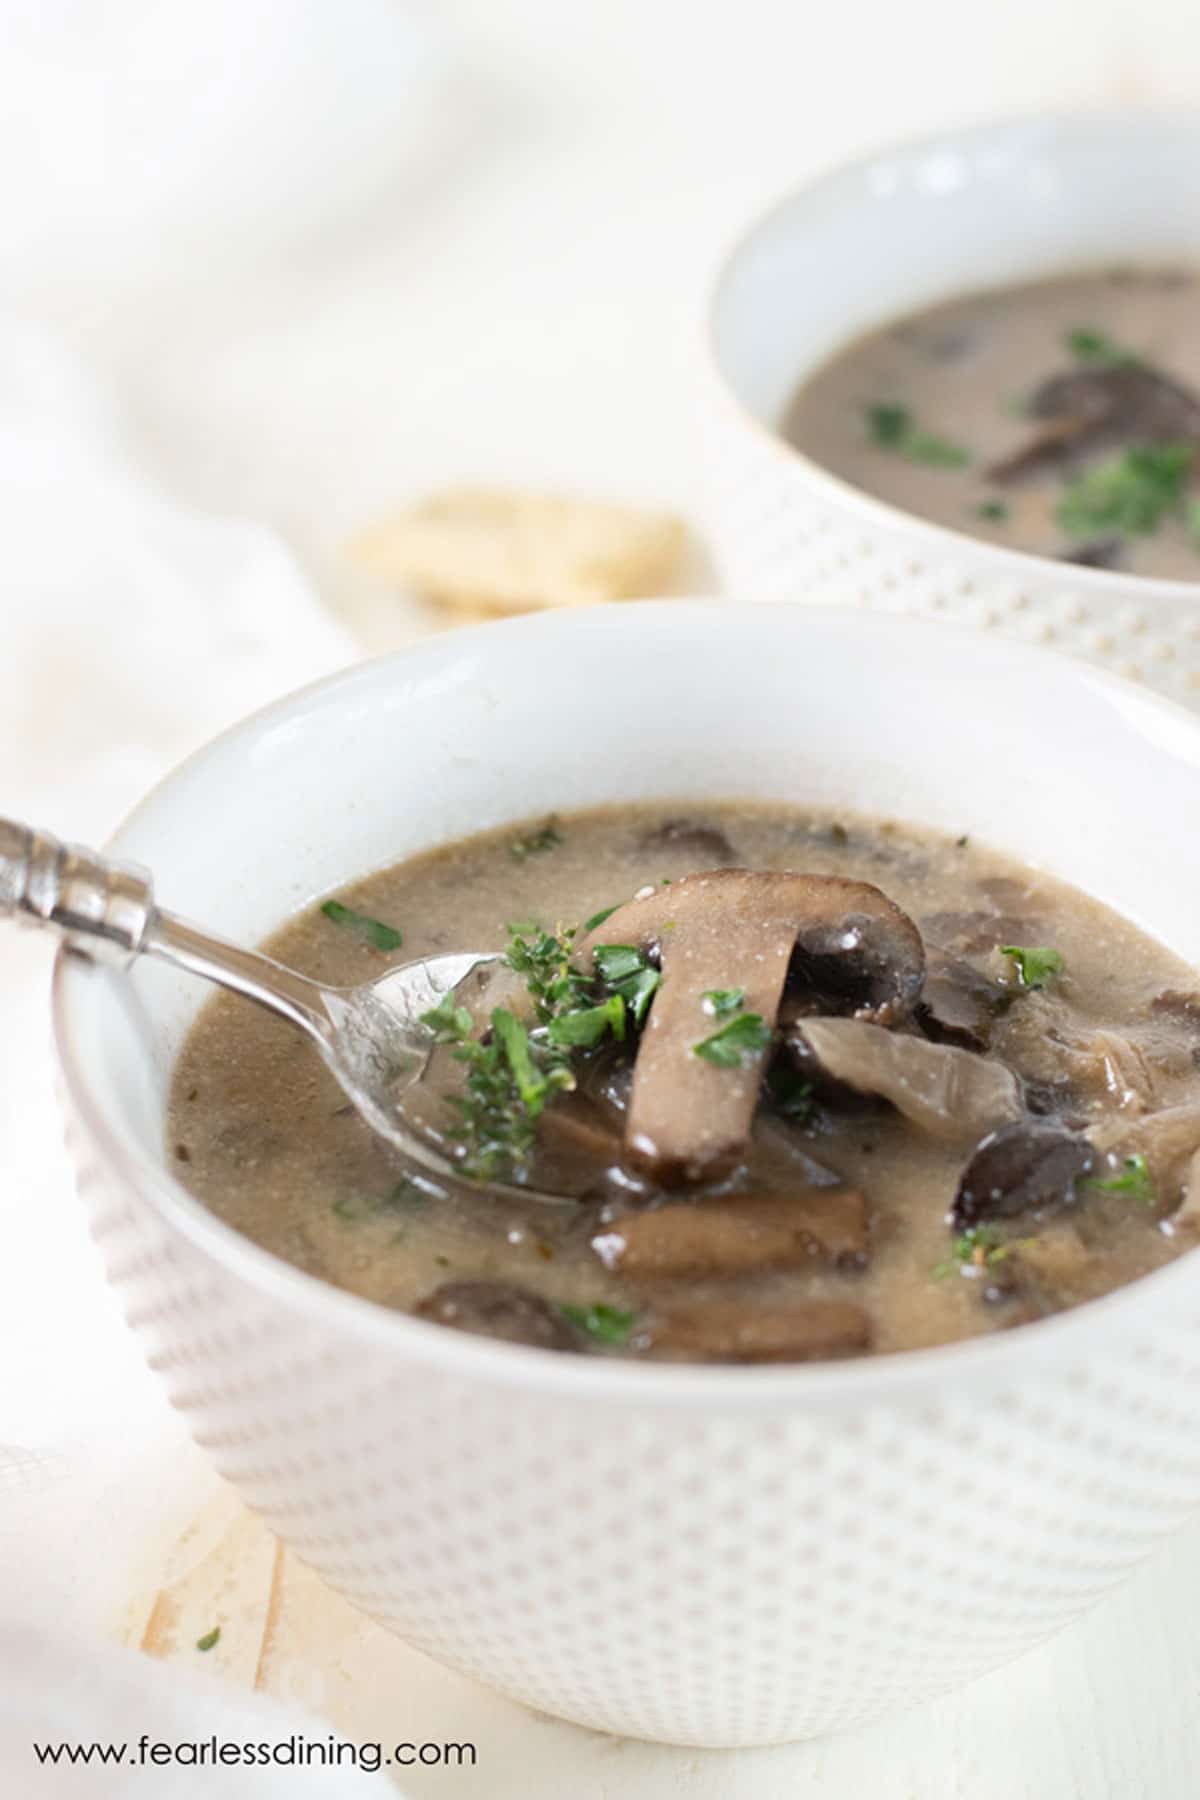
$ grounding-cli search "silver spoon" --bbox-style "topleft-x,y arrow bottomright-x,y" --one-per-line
1,818 -> 569,1203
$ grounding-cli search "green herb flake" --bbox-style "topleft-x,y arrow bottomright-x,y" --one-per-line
583,904 -> 619,932
547,993 -> 626,1049
702,987 -> 745,1020
509,818 -> 563,862
976,498 -> 1010,523
1066,326 -> 1140,368
1057,443 -> 1194,540
559,1302 -> 637,1346
592,942 -> 661,1027
421,993 -> 475,1041
932,1225 -> 1036,1281
694,1011 -> 772,1068
593,944 -> 647,986
320,899 -> 402,952
1188,498 -> 1200,549
1086,1152 -> 1155,1204
1000,945 -> 1065,990
866,403 -> 971,469
196,1627 -> 221,1653
492,1007 -> 551,1110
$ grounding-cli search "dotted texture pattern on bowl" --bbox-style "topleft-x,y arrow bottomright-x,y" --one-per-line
702,424 -> 1200,709
67,1106 -> 1200,1748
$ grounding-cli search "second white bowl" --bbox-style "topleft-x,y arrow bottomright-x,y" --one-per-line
703,112 -> 1200,706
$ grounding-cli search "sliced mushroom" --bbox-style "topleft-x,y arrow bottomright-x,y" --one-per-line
538,1093 -> 624,1163
1151,989 -> 1200,1031
921,909 -> 1045,957
592,1186 -> 868,1280
576,870 -> 924,1184
645,1298 -> 871,1363
916,951 -> 1011,1053
1092,1100 -> 1200,1191
1058,537 -> 1125,571
989,364 -> 1200,481
415,1280 -> 579,1351
788,1018 -> 1021,1144
951,1121 -> 1094,1230
986,414 -> 1097,482
993,993 -> 1185,1113
638,817 -> 739,866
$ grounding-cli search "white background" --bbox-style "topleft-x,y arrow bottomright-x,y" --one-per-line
4,2 -> 1200,1794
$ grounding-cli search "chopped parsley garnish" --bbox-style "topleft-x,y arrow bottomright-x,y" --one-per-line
932,1225 -> 1035,1280
509,818 -> 563,862
694,1010 -> 772,1068
976,498 -> 1010,522
583,904 -> 619,932
1000,944 -> 1064,989
559,1302 -> 637,1346
547,994 -> 626,1048
196,1627 -> 221,1653
420,923 -> 661,1179
866,403 -> 971,468
592,942 -> 660,1027
592,944 -> 647,985
421,994 -> 574,1181
320,900 -> 402,952
702,987 -> 746,1020
1086,1152 -> 1155,1204
1066,326 -> 1140,368
1057,443 -> 1194,541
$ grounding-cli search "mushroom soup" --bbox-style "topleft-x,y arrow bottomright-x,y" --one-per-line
168,804 -> 1200,1363
783,267 -> 1200,578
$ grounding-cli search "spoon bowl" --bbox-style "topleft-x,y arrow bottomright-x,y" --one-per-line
0,819 -> 569,1203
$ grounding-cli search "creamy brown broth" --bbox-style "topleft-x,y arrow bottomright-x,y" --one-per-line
784,268 -> 1200,580
168,805 -> 1200,1362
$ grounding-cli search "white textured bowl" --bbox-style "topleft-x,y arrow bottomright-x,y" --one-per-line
703,112 -> 1200,706
55,604 -> 1200,1747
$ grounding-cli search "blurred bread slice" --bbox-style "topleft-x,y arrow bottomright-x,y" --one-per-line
348,487 -> 686,615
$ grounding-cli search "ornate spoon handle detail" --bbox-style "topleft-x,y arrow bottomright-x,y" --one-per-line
0,818 -> 153,966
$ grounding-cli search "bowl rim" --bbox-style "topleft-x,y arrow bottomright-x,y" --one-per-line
701,105 -> 1200,602
53,600 -> 1200,1409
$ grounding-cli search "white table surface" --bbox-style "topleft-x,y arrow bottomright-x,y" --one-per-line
8,2 -> 1200,1792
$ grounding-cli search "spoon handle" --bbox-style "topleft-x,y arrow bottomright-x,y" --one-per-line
0,818 -> 331,1040
0,818 -> 152,964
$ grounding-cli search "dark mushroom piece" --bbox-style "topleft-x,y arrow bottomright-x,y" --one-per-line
591,1186 -> 869,1280
638,817 -> 740,867
921,909 -> 1045,957
1151,989 -> 1200,1032
788,1018 -> 1022,1144
1058,537 -> 1125,571
916,950 -> 1011,1053
951,1121 -> 1094,1231
989,364 -> 1200,482
645,1298 -> 872,1363
575,870 -> 925,1184
415,1280 -> 579,1351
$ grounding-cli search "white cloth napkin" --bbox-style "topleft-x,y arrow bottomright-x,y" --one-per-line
1,1622 -> 375,1796
0,318 -> 363,1763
